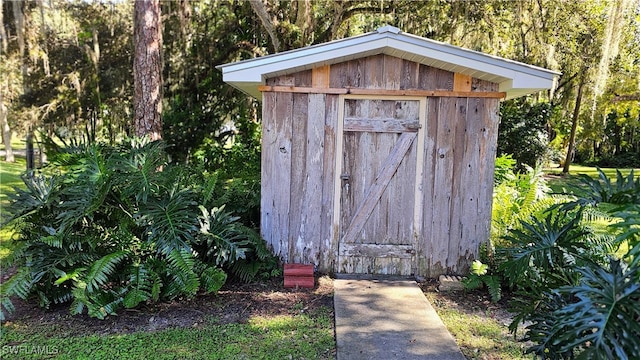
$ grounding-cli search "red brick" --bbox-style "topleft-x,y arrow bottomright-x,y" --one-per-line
284,263 -> 314,277
284,276 -> 315,289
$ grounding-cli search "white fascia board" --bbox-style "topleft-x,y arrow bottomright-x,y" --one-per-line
219,29 -> 559,100
396,32 -> 559,80
221,37 -> 389,83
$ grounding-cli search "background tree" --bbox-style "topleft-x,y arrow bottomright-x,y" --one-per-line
2,0 -> 638,172
133,0 -> 162,140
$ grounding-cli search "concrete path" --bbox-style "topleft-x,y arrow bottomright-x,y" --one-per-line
334,276 -> 466,360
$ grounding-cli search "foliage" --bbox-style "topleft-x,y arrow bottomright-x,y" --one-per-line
4,1 -> 639,182
493,154 -> 516,186
491,162 -> 558,248
193,140 -> 262,227
614,204 -> 640,267
462,259 -> 502,303
497,167 -> 640,358
498,99 -> 554,170
0,138 -> 276,320
567,167 -> 640,206
499,209 -> 591,295
525,259 -> 640,359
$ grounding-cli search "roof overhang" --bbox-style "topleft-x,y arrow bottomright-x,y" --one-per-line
217,26 -> 560,101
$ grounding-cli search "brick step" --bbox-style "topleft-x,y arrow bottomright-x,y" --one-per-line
284,263 -> 314,277
284,276 -> 315,289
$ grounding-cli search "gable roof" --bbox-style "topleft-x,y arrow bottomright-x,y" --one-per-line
217,26 -> 560,100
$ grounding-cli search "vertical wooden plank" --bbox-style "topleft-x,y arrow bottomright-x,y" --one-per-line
418,65 -> 454,91
420,97 -> 439,277
363,55 -> 384,88
298,93 -> 326,265
260,92 -> 277,255
383,55 -> 403,90
400,60 -> 419,90
321,94 -> 339,272
472,78 -> 499,92
347,58 -> 364,88
448,97 -> 468,272
477,98 -> 500,261
412,98 -> 427,276
458,97 -> 483,270
267,74 -> 296,86
312,65 -> 331,88
431,97 -> 457,274
295,69 -> 313,87
453,73 -> 472,92
262,91 -> 293,260
288,93 -> 309,263
329,61 -> 348,88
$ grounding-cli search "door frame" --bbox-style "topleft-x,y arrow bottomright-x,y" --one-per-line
333,94 -> 428,273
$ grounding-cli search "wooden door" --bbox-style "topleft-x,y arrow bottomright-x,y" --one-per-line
336,96 -> 425,275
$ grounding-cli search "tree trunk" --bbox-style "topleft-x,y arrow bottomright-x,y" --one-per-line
295,0 -> 311,45
249,0 -> 280,52
0,0 -> 8,53
0,89 -> 14,162
562,74 -> 586,174
133,0 -> 163,141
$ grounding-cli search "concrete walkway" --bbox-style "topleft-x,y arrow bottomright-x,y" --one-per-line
334,276 -> 466,360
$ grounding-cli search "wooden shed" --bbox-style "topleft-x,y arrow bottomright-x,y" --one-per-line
218,26 -> 558,277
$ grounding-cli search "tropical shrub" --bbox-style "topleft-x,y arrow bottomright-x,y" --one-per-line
498,168 -> 640,358
0,138 -> 275,320
525,258 -> 640,359
570,168 -> 640,206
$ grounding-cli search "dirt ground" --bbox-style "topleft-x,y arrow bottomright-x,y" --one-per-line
1,276 -> 335,336
1,274 -> 514,355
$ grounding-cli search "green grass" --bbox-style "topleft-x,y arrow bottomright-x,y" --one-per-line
0,135 -> 26,152
0,159 -> 26,262
426,293 -> 534,360
1,159 -> 26,212
545,164 -> 639,194
1,312 -> 335,360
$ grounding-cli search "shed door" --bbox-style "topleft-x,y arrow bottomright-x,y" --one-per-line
337,97 -> 425,275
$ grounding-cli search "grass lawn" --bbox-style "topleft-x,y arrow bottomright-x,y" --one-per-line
1,312 -> 335,360
0,159 -> 26,212
544,164 -> 639,194
425,289 -> 534,360
0,159 -> 26,262
0,135 -> 27,152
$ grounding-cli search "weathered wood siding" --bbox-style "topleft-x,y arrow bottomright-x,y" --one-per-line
261,54 -> 500,277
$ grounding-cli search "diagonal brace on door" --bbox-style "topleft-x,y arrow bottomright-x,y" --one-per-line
341,131 -> 417,243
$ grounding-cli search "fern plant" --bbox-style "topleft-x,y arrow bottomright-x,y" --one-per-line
491,163 -> 560,249
462,260 -> 502,303
0,138 -> 260,320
